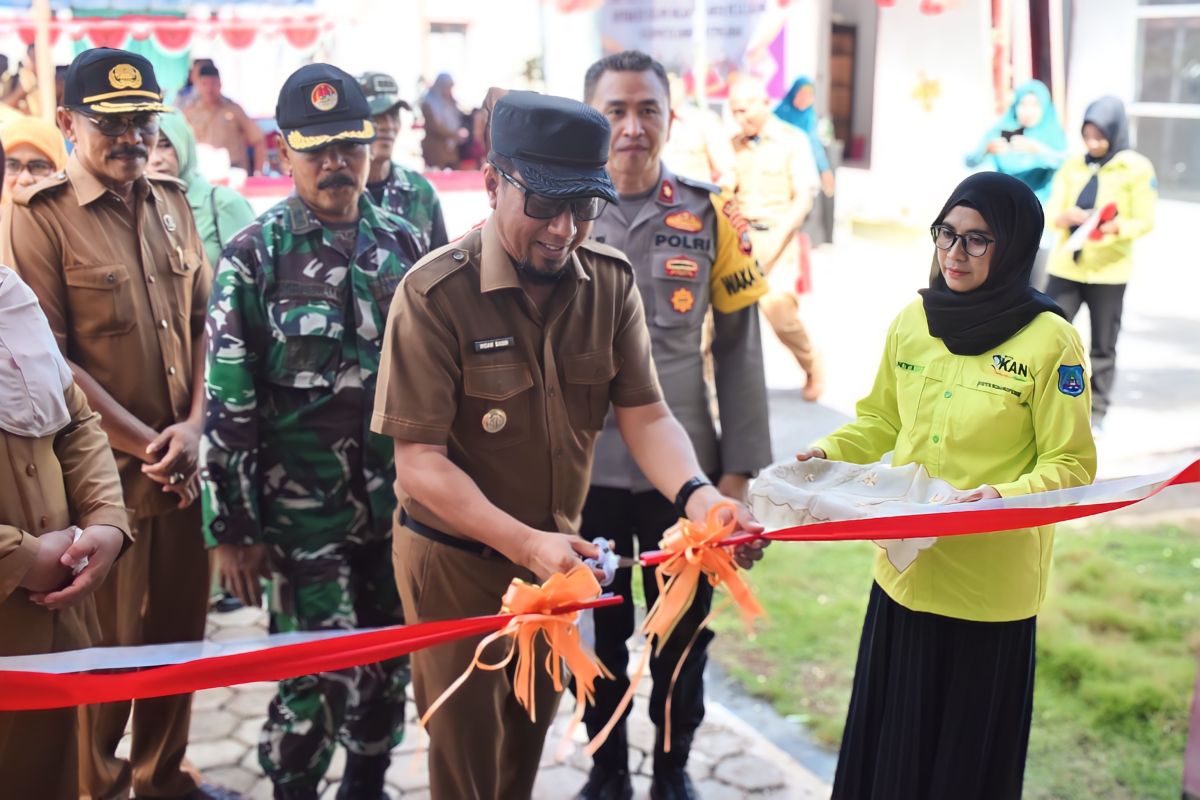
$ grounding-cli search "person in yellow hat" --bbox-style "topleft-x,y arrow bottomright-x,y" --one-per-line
0,115 -> 68,212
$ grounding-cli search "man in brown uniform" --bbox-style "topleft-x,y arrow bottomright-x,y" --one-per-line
729,76 -> 826,401
0,263 -> 131,800
371,91 -> 764,800
3,48 -> 233,800
183,63 -> 265,175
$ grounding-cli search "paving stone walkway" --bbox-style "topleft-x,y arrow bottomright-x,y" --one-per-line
124,606 -> 830,799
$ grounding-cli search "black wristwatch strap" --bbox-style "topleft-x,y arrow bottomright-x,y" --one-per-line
673,476 -> 712,518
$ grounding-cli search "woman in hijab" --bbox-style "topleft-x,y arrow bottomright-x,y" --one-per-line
797,172 -> 1096,799
420,73 -> 467,170
0,115 -> 68,210
965,80 -> 1067,205
775,75 -> 835,243
1043,96 -> 1157,433
150,112 -> 255,268
0,258 -> 130,798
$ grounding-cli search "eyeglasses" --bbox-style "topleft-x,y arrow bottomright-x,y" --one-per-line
931,224 -> 994,258
491,162 -> 607,222
82,113 -> 160,138
4,158 -> 55,179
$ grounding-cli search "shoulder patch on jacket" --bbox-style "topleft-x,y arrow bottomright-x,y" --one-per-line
13,172 -> 69,207
405,246 -> 473,296
675,173 -> 721,196
146,171 -> 188,192
577,238 -> 632,270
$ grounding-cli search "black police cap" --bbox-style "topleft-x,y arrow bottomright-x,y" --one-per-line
490,91 -> 617,203
62,48 -> 169,115
276,63 -> 375,152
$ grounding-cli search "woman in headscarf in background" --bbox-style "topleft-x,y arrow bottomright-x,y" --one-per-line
150,112 -> 255,268
0,115 -> 68,213
965,80 -> 1066,206
1042,96 -> 1157,433
420,73 -> 468,170
798,172 -> 1095,800
775,76 -> 835,245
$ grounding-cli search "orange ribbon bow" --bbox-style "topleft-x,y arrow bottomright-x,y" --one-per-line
420,565 -> 613,741
589,502 -> 764,755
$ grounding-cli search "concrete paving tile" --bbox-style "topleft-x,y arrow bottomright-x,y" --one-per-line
233,717 -> 263,748
226,687 -> 275,717
190,709 -> 240,742
203,765 -> 259,794
530,764 -> 588,799
188,738 -> 250,772
209,625 -> 270,643
712,753 -> 785,792
193,686 -> 233,712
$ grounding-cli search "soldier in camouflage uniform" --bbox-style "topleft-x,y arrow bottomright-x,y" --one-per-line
358,71 -> 449,255
201,64 -> 421,800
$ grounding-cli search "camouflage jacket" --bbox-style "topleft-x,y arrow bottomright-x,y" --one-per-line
366,163 -> 449,255
202,195 -> 421,548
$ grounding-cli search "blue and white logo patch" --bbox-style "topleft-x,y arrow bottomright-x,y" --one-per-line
1057,365 -> 1085,397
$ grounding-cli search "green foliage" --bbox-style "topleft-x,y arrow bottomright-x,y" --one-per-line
709,524 -> 1200,799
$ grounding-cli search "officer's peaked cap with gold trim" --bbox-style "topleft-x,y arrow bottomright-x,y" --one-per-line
63,48 -> 170,115
277,63 -> 375,152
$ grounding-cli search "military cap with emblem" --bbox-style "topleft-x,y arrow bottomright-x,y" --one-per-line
357,71 -> 411,116
490,91 -> 618,203
277,63 -> 375,152
62,47 -> 171,115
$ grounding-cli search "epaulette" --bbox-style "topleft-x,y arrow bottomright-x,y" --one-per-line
577,238 -> 632,270
146,172 -> 188,192
675,174 -> 721,196
13,171 -> 69,207
405,243 -> 474,296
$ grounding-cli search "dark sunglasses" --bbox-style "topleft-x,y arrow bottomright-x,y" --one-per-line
83,113 -> 160,138
491,161 -> 607,222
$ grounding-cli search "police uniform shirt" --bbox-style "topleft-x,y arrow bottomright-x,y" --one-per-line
371,217 -> 663,537
589,166 -> 772,491
2,153 -> 211,519
814,299 -> 1097,622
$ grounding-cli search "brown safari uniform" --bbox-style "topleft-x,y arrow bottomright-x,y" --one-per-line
732,115 -> 821,375
3,153 -> 213,799
183,95 -> 261,173
371,218 -> 662,799
0,270 -> 131,800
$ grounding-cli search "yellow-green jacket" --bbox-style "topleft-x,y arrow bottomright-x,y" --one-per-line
1045,150 -> 1157,285
814,300 -> 1096,622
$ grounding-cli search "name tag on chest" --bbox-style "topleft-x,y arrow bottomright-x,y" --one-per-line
472,336 -> 516,353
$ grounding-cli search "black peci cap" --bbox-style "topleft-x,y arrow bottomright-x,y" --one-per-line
276,63 -> 375,152
62,48 -> 170,115
357,72 -> 410,116
490,91 -> 617,203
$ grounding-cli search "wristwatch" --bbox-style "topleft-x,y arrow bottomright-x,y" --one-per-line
673,476 -> 713,519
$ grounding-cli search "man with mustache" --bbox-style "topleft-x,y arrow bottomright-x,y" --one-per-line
578,51 -> 772,800
201,63 -> 422,800
2,47 -> 235,800
371,91 -> 766,800
357,71 -> 448,256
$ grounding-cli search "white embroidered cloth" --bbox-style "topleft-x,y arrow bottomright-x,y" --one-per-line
749,459 -> 963,571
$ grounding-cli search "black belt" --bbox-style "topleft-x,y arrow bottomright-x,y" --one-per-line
400,509 -> 507,561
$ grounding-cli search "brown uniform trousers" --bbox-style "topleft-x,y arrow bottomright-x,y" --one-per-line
4,154 -> 213,799
0,382 -> 131,800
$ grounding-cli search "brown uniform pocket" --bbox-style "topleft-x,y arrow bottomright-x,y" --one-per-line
563,349 -> 617,430
63,264 -> 136,337
461,362 -> 533,450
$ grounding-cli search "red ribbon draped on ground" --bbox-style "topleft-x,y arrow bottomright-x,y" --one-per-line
1,459 -> 1195,713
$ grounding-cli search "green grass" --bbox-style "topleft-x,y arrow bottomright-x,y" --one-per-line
709,523 -> 1200,799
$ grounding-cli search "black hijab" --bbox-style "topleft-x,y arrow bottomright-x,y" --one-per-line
919,172 -> 1064,355
1075,95 -> 1129,212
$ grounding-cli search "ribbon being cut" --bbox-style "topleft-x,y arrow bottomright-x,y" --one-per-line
0,458 -> 1195,718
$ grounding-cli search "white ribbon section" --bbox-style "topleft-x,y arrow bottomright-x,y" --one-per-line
0,627 -> 364,674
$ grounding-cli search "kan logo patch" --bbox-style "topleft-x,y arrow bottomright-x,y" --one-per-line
664,256 -> 699,280
664,210 -> 703,233
1057,365 -> 1085,397
992,353 -> 1030,380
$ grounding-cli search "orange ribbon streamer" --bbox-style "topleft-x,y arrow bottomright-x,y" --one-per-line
419,565 -> 613,742
588,502 -> 764,755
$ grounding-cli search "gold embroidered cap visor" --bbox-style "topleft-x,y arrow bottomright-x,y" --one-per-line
283,118 -> 376,152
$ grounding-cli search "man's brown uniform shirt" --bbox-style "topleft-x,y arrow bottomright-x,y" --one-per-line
371,218 -> 663,538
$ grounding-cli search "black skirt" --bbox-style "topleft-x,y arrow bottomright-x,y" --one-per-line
832,582 -> 1037,800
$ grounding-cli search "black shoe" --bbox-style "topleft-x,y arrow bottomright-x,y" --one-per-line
335,752 -> 391,800
649,769 -> 699,800
214,592 -> 243,613
575,766 -> 633,800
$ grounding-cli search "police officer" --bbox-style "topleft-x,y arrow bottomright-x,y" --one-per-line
371,91 -> 765,800
201,64 -> 422,800
580,52 -> 772,800
728,76 -> 826,402
2,47 -> 232,800
358,71 -> 449,255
